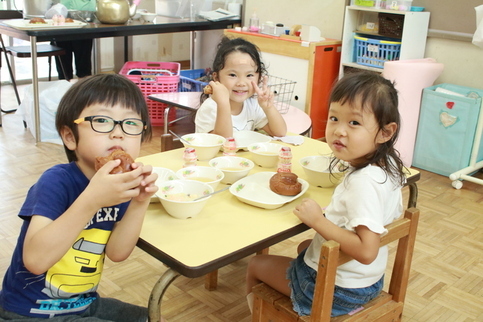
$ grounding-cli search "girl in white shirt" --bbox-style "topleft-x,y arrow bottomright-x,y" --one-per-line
246,71 -> 407,317
195,37 -> 287,138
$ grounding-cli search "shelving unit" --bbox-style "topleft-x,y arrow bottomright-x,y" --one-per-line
340,6 -> 430,76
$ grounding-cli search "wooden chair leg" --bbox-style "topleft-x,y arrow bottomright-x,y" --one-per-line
204,270 -> 218,291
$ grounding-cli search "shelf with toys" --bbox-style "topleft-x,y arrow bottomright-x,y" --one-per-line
340,5 -> 430,75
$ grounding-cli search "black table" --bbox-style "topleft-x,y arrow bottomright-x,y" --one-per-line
0,16 -> 240,142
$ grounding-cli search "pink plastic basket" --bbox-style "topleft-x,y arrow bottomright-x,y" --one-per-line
119,61 -> 181,126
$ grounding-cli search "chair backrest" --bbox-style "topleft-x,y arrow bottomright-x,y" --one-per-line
251,207 -> 420,322
0,10 -> 23,20
161,133 -> 185,152
309,207 -> 420,321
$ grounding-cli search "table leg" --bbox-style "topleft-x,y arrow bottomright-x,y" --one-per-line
204,270 -> 218,291
30,36 -> 40,143
148,268 -> 180,322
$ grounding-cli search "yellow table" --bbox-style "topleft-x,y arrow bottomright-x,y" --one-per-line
136,137 -> 419,321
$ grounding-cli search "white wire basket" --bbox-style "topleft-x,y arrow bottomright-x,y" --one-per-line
266,75 -> 297,114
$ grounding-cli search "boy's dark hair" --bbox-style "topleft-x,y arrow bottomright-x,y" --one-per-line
329,71 -> 406,186
200,36 -> 267,104
55,74 -> 152,162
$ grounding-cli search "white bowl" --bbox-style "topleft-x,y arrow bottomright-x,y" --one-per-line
176,166 -> 225,190
209,156 -> 255,184
300,156 -> 345,188
181,133 -> 226,161
141,12 -> 157,23
151,167 -> 178,202
153,167 -> 177,184
247,142 -> 283,168
156,180 -> 214,219
233,130 -> 272,150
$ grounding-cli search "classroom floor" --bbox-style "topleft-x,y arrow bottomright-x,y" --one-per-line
0,83 -> 482,321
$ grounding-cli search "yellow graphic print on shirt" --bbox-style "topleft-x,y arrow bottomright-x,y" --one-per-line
42,228 -> 110,298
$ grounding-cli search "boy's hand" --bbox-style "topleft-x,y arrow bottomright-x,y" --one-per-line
88,160 -> 146,207
130,163 -> 158,202
253,76 -> 275,111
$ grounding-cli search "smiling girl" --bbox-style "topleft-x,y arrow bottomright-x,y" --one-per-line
195,37 -> 287,138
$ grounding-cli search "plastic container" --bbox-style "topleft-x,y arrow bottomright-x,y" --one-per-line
351,0 -> 375,7
353,35 -> 401,68
249,11 -> 260,32
178,69 -> 208,92
357,11 -> 379,34
385,0 -> 412,11
351,0 -> 385,8
119,61 -> 180,126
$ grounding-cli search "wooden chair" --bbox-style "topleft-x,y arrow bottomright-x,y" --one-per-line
161,133 -> 184,152
251,207 -> 420,322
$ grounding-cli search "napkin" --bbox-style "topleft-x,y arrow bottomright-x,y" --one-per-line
272,136 -> 305,145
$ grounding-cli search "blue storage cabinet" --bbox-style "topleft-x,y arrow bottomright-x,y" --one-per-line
413,84 -> 483,176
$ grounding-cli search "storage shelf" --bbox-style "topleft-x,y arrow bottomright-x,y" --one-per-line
340,6 -> 430,76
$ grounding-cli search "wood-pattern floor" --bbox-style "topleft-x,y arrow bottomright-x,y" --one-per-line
0,84 -> 482,321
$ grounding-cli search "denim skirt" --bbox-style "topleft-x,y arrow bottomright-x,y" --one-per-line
287,249 -> 384,317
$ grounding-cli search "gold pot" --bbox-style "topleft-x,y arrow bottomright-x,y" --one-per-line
96,0 -> 137,24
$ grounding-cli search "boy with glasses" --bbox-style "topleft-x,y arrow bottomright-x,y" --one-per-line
0,74 -> 167,321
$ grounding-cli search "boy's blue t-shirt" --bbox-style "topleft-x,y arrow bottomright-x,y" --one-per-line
0,162 -> 129,318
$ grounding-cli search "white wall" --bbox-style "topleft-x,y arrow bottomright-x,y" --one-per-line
242,0 -> 483,89
244,0 -> 347,41
425,37 -> 483,89
98,0 -> 483,90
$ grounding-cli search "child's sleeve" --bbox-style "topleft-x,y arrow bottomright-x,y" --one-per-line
195,99 -> 217,133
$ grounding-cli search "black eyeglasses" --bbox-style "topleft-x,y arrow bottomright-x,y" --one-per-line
74,115 -> 146,136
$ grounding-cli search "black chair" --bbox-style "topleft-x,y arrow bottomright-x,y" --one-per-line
0,10 -> 67,115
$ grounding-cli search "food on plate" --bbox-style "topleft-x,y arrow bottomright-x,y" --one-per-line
29,17 -> 46,24
65,17 -> 74,23
269,172 -> 302,196
95,149 -> 134,174
203,84 -> 213,94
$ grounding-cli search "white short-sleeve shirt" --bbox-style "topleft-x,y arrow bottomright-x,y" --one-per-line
195,97 -> 268,133
304,165 -> 403,288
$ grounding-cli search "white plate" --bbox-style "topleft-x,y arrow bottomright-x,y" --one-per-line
229,172 -> 309,209
233,131 -> 271,151
3,19 -> 87,30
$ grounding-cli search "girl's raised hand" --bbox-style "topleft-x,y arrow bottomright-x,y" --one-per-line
209,81 -> 230,107
252,76 -> 274,111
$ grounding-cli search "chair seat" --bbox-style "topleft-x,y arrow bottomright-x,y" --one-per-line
5,44 -> 66,58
